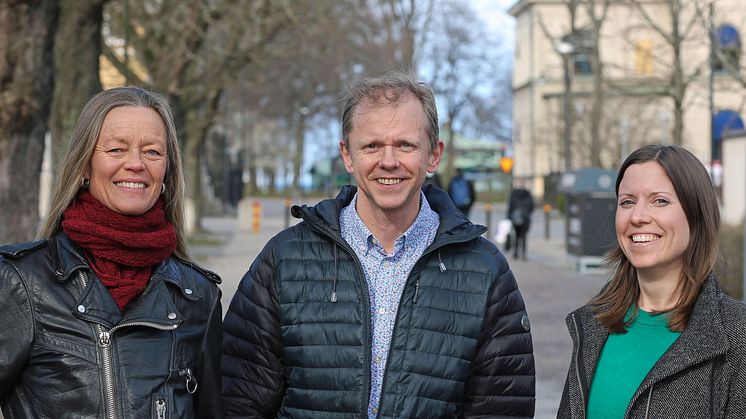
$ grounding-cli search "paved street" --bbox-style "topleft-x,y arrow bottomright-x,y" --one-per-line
191,197 -> 608,419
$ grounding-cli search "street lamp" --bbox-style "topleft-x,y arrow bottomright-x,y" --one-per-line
556,36 -> 576,172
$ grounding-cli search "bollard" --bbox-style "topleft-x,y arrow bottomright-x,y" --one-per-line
284,198 -> 292,229
543,203 -> 552,239
252,200 -> 261,233
484,203 -> 493,239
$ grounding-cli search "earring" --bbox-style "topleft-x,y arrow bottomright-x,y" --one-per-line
161,183 -> 166,195
81,178 -> 90,189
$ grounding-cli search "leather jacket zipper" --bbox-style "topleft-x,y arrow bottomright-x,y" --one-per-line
155,398 -> 167,419
571,314 -> 586,419
77,272 -> 179,419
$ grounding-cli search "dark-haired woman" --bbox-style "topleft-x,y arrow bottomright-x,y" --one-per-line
558,144 -> 746,418
0,87 -> 222,418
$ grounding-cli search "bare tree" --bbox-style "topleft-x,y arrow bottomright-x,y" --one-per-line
103,0 -> 291,231
0,1 -> 58,243
621,0 -> 709,145
421,0 -> 508,181
49,0 -> 107,175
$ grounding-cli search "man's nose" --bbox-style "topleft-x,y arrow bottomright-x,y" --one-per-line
379,145 -> 400,168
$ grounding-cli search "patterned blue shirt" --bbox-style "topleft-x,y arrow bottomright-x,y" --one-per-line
340,192 -> 439,418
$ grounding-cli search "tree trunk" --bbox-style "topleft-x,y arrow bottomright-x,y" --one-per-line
671,0 -> 684,145
50,0 -> 105,175
292,113 -> 306,197
0,1 -> 59,244
589,32 -> 604,167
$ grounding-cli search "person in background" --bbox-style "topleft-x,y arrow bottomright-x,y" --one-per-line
558,144 -> 746,418
0,87 -> 223,419
222,71 -> 535,418
447,167 -> 476,217
507,185 -> 534,260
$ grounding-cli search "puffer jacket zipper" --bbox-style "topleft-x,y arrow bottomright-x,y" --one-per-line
298,203 -> 484,418
78,272 -> 179,419
571,313 -> 586,419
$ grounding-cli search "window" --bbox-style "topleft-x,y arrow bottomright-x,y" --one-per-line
635,39 -> 654,75
713,24 -> 741,73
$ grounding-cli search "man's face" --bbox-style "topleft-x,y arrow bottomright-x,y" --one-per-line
340,94 -> 443,223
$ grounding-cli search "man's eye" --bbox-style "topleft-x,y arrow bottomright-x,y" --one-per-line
364,144 -> 378,149
400,142 -> 414,149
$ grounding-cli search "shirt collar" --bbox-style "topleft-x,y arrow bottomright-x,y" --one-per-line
340,192 -> 439,255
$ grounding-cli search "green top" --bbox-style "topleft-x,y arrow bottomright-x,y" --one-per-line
587,307 -> 681,419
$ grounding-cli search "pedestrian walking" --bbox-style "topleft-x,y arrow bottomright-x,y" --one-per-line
558,144 -> 746,418
222,71 -> 535,418
507,186 -> 534,260
0,87 -> 223,419
447,167 -> 476,217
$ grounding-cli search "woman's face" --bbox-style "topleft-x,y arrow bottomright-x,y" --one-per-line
615,161 -> 690,280
86,106 -> 168,215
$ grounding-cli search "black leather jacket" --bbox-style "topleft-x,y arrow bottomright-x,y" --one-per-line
0,232 -> 223,419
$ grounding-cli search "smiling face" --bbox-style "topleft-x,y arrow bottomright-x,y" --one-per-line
615,161 -> 690,282
86,106 -> 168,215
340,93 -> 443,224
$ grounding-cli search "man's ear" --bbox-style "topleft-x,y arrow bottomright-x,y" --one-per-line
339,141 -> 355,174
428,140 -> 445,172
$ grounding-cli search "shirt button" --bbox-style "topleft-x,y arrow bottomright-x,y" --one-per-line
167,312 -> 177,320
184,288 -> 193,295
374,356 -> 382,364
378,308 -> 386,315
77,305 -> 86,313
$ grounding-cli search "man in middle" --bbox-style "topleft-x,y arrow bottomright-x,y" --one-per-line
222,72 -> 535,418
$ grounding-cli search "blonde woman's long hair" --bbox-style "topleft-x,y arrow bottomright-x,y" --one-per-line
38,86 -> 191,260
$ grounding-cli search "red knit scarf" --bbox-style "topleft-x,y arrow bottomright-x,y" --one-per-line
62,190 -> 177,311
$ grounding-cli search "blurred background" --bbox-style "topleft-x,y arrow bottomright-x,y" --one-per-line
4,1 -> 746,417
3,0 -> 746,303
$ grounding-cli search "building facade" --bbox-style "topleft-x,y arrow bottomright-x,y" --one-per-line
509,0 -> 746,199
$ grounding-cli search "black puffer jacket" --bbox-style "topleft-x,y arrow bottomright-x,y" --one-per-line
222,185 -> 535,418
0,232 -> 223,419
558,277 -> 746,418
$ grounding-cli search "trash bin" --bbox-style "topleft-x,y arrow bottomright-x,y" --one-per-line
560,168 -> 617,258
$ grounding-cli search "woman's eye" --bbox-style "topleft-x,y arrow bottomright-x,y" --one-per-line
619,199 -> 634,207
108,148 -> 124,153
653,198 -> 670,206
145,149 -> 162,156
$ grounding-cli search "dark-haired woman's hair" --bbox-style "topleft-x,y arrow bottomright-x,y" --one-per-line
591,144 -> 720,332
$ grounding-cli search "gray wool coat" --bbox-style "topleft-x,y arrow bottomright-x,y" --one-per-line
557,276 -> 746,419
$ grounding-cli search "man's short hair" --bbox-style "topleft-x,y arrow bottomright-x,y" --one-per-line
341,71 -> 439,151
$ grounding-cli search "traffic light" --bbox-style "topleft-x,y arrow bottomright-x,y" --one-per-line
500,156 -> 513,174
